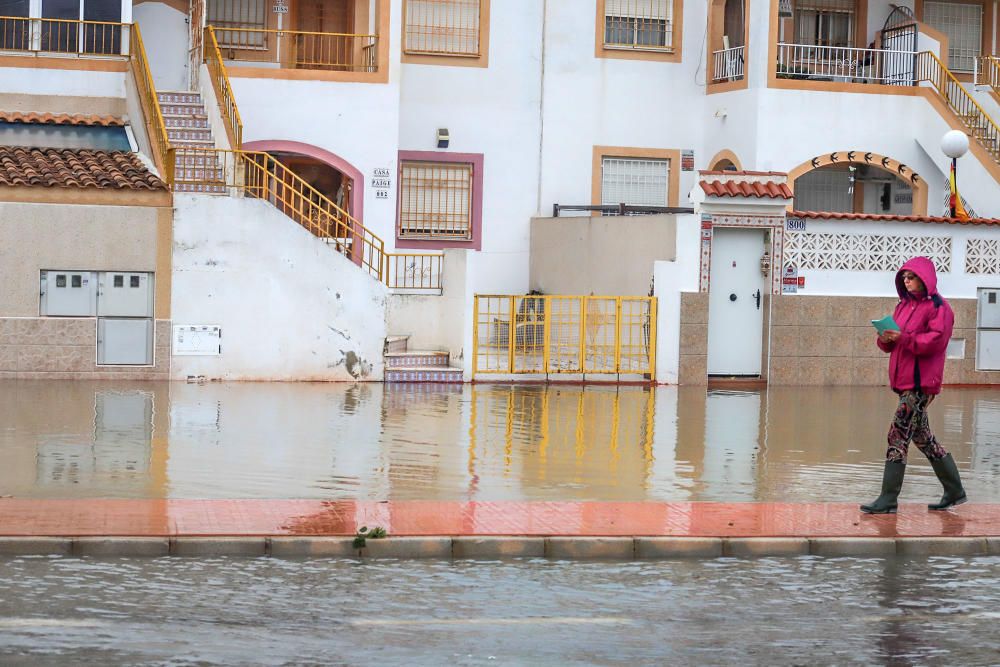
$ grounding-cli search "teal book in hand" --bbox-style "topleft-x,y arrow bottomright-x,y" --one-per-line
871,315 -> 900,335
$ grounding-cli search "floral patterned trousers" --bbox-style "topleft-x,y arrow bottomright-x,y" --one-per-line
886,390 -> 949,463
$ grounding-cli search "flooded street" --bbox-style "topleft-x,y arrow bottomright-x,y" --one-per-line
0,555 -> 998,665
1,380 -> 998,502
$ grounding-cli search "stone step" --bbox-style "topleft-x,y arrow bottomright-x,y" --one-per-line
384,335 -> 409,354
384,366 -> 463,383
384,351 -> 449,369
167,129 -> 214,142
158,91 -> 202,104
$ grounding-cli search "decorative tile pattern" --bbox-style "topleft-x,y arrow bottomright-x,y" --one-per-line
965,238 -> 1000,274
385,369 -> 463,383
784,231 -> 952,273
699,214 -> 785,294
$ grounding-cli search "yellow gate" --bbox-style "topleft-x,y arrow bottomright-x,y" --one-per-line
472,295 -> 656,380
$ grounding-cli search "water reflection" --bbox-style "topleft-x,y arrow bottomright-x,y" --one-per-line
0,380 -> 997,502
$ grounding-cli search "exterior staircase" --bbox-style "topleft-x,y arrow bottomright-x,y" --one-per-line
384,335 -> 463,383
157,90 -> 225,193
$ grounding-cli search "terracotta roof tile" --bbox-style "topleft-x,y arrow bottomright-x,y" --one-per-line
0,147 -> 166,191
790,210 -> 1000,225
0,111 -> 124,126
700,179 -> 793,199
698,170 -> 787,176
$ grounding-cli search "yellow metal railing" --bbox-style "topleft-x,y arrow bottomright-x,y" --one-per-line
0,15 -> 127,56
173,148 -> 386,280
129,24 -> 174,184
976,55 -> 1000,89
210,26 -> 378,72
917,51 -> 1000,163
204,26 -> 243,149
473,295 -> 656,379
385,253 -> 444,291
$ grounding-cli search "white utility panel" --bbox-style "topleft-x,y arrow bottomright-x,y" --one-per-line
40,270 -> 97,316
99,272 -> 154,317
98,318 -> 153,366
172,325 -> 222,356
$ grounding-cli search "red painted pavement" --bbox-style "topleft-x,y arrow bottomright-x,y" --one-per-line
0,500 -> 998,538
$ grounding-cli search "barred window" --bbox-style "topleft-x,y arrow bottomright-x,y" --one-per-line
399,161 -> 474,239
404,0 -> 481,56
601,157 -> 670,210
604,0 -> 673,50
207,0 -> 267,49
924,1 -> 982,72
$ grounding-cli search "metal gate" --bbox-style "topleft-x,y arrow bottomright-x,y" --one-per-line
472,295 -> 656,379
880,6 -> 917,85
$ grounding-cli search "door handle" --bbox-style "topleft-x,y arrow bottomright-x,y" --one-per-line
753,289 -> 761,310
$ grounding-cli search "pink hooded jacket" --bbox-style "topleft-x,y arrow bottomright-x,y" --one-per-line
876,256 -> 954,394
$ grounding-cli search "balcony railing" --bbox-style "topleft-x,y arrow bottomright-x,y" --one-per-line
975,55 -> 1000,88
712,46 -> 744,83
0,16 -> 127,56
385,253 -> 443,292
210,26 -> 378,72
776,43 -> 916,86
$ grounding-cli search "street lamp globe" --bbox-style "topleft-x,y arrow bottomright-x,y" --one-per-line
941,130 -> 969,159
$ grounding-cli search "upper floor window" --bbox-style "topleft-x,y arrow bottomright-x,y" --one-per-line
793,0 -> 855,49
399,160 -> 474,240
601,157 -> 670,209
208,0 -> 267,49
923,1 -> 982,72
604,0 -> 674,51
404,0 -> 481,56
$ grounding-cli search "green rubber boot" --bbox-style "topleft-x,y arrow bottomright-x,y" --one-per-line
928,453 -> 968,511
860,461 -> 906,514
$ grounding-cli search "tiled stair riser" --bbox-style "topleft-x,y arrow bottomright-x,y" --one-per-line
384,369 -> 463,383
158,91 -> 225,194
385,354 -> 450,369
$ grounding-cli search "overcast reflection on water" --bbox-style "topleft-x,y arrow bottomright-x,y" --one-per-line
0,380 -> 998,502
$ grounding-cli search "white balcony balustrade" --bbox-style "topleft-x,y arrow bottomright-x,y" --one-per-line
776,43 -> 917,86
712,46 -> 745,83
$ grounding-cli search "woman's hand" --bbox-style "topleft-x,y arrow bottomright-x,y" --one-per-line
880,330 -> 901,345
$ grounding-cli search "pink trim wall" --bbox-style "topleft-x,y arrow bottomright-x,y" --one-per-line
242,140 -> 364,223
396,150 -> 484,251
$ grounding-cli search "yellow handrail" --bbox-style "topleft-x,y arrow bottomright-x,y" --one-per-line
917,51 -> 1000,163
209,25 -> 378,72
472,295 -> 657,379
385,253 -> 444,290
204,25 -> 243,149
128,23 -> 174,184
977,55 -> 1000,90
172,148 -> 385,280
0,15 -> 127,55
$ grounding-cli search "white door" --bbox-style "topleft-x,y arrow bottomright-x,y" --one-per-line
707,228 -> 767,376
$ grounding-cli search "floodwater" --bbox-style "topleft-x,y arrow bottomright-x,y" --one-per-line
1,380 -> 998,502
0,555 -> 999,665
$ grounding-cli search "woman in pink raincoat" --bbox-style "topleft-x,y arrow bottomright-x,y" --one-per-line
861,256 -> 968,514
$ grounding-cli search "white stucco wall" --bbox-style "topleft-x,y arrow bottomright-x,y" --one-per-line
170,194 -> 388,381
134,2 -> 189,92
654,214 -> 701,384
0,67 -> 124,98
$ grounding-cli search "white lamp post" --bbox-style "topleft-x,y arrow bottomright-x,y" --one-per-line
941,130 -> 969,218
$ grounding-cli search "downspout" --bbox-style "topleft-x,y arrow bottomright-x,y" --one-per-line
535,0 -> 547,215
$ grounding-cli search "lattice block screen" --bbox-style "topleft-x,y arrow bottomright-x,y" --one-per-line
601,157 -> 669,208
404,0 -> 480,56
399,161 -> 473,239
605,0 -> 673,48
924,1 -> 982,72
784,232 -> 952,272
965,238 -> 1000,274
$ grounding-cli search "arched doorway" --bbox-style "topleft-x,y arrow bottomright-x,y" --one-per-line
241,140 -> 364,223
788,151 -> 928,215
708,149 -> 743,172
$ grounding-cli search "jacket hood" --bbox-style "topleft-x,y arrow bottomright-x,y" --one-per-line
896,256 -> 938,300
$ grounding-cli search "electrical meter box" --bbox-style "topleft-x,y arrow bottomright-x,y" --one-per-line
97,318 -> 153,366
98,272 -> 154,317
977,288 -> 1000,328
977,330 -> 1000,371
39,270 -> 97,316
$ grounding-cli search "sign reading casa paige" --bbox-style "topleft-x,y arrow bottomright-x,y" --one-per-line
372,168 -> 392,200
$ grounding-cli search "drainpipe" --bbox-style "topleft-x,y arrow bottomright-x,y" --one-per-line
535,0 -> 547,216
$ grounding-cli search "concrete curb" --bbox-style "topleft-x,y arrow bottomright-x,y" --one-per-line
0,536 -> 999,559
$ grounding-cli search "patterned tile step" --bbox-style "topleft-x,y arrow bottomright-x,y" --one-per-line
1,499 -> 997,538
157,92 -> 202,104
160,104 -> 207,116
174,184 -> 227,194
385,351 -> 450,368
167,130 -> 213,142
385,367 -> 463,383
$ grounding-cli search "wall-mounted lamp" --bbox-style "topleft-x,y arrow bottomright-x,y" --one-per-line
436,128 -> 450,149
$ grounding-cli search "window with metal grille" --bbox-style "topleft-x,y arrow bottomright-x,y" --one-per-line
924,1 -> 982,72
604,0 -> 673,50
399,161 -> 474,239
793,0 -> 855,47
404,0 -> 481,56
207,0 -> 267,49
793,167 -> 853,212
601,157 -> 669,211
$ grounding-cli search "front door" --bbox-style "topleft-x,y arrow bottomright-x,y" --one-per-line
707,228 -> 767,376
